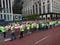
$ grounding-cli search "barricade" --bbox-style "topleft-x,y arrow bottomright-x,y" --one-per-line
0,32 -> 4,42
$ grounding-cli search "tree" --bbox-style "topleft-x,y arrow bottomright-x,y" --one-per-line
26,14 -> 40,20
13,0 -> 23,14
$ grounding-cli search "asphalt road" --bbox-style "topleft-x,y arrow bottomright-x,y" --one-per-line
0,26 -> 60,45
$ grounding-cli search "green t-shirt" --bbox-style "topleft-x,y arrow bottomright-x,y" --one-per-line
45,23 -> 48,26
58,21 -> 60,24
49,22 -> 52,25
0,26 -> 6,32
20,25 -> 24,32
36,24 -> 39,28
31,24 -> 34,28
41,23 -> 45,27
11,26 -> 15,32
26,24 -> 30,30
52,21 -> 55,25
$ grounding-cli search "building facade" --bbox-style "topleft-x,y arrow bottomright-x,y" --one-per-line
22,0 -> 60,20
0,0 -> 14,21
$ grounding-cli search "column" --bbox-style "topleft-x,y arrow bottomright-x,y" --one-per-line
4,0 -> 8,21
10,0 -> 13,21
34,4 -> 36,14
30,7 -> 31,14
28,7 -> 30,15
32,6 -> 33,14
50,0 -> 52,12
41,0 -> 43,14
50,14 -> 52,20
26,7 -> 28,14
0,14 -> 1,19
45,1 -> 47,13
1,0 -> 4,19
8,0 -> 10,21
37,3 -> 39,14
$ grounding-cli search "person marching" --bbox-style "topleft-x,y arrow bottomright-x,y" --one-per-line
31,22 -> 35,32
19,24 -> 24,38
36,23 -> 39,32
45,22 -> 49,29
0,25 -> 6,38
49,21 -> 53,28
58,20 -> 60,26
10,24 -> 16,41
41,23 -> 45,31
26,23 -> 31,35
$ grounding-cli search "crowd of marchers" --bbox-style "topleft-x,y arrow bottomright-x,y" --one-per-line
0,20 -> 60,41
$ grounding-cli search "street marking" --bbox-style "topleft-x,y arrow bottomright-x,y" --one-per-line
34,36 -> 49,45
4,38 -> 11,42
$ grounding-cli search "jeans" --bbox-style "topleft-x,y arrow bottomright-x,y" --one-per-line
3,32 -> 6,38
10,32 -> 16,40
50,25 -> 53,28
36,28 -> 39,31
27,29 -> 30,35
20,31 -> 24,38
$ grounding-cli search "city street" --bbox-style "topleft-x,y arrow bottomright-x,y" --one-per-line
0,26 -> 60,45
0,0 -> 60,45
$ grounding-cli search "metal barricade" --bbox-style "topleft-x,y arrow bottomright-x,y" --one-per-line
0,32 -> 4,42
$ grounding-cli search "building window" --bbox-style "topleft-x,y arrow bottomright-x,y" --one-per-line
31,9 -> 32,14
33,5 -> 35,14
6,0 -> 8,8
47,0 -> 49,3
43,6 -> 45,13
36,4 -> 38,13
47,4 -> 50,13
1,15 -> 2,19
4,15 -> 6,20
3,0 -> 5,8
39,3 -> 41,14
9,0 -> 11,13
7,15 -> 9,20
0,0 -> 1,7
43,2 -> 45,4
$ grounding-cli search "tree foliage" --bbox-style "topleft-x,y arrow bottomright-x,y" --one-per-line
13,0 -> 23,14
26,14 -> 40,20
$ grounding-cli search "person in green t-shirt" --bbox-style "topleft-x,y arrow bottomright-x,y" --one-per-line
45,22 -> 49,29
10,25 -> 16,41
19,24 -> 24,38
31,22 -> 35,32
0,25 -> 6,38
26,23 -> 31,35
49,21 -> 53,28
36,23 -> 39,31
58,20 -> 60,26
41,23 -> 45,31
